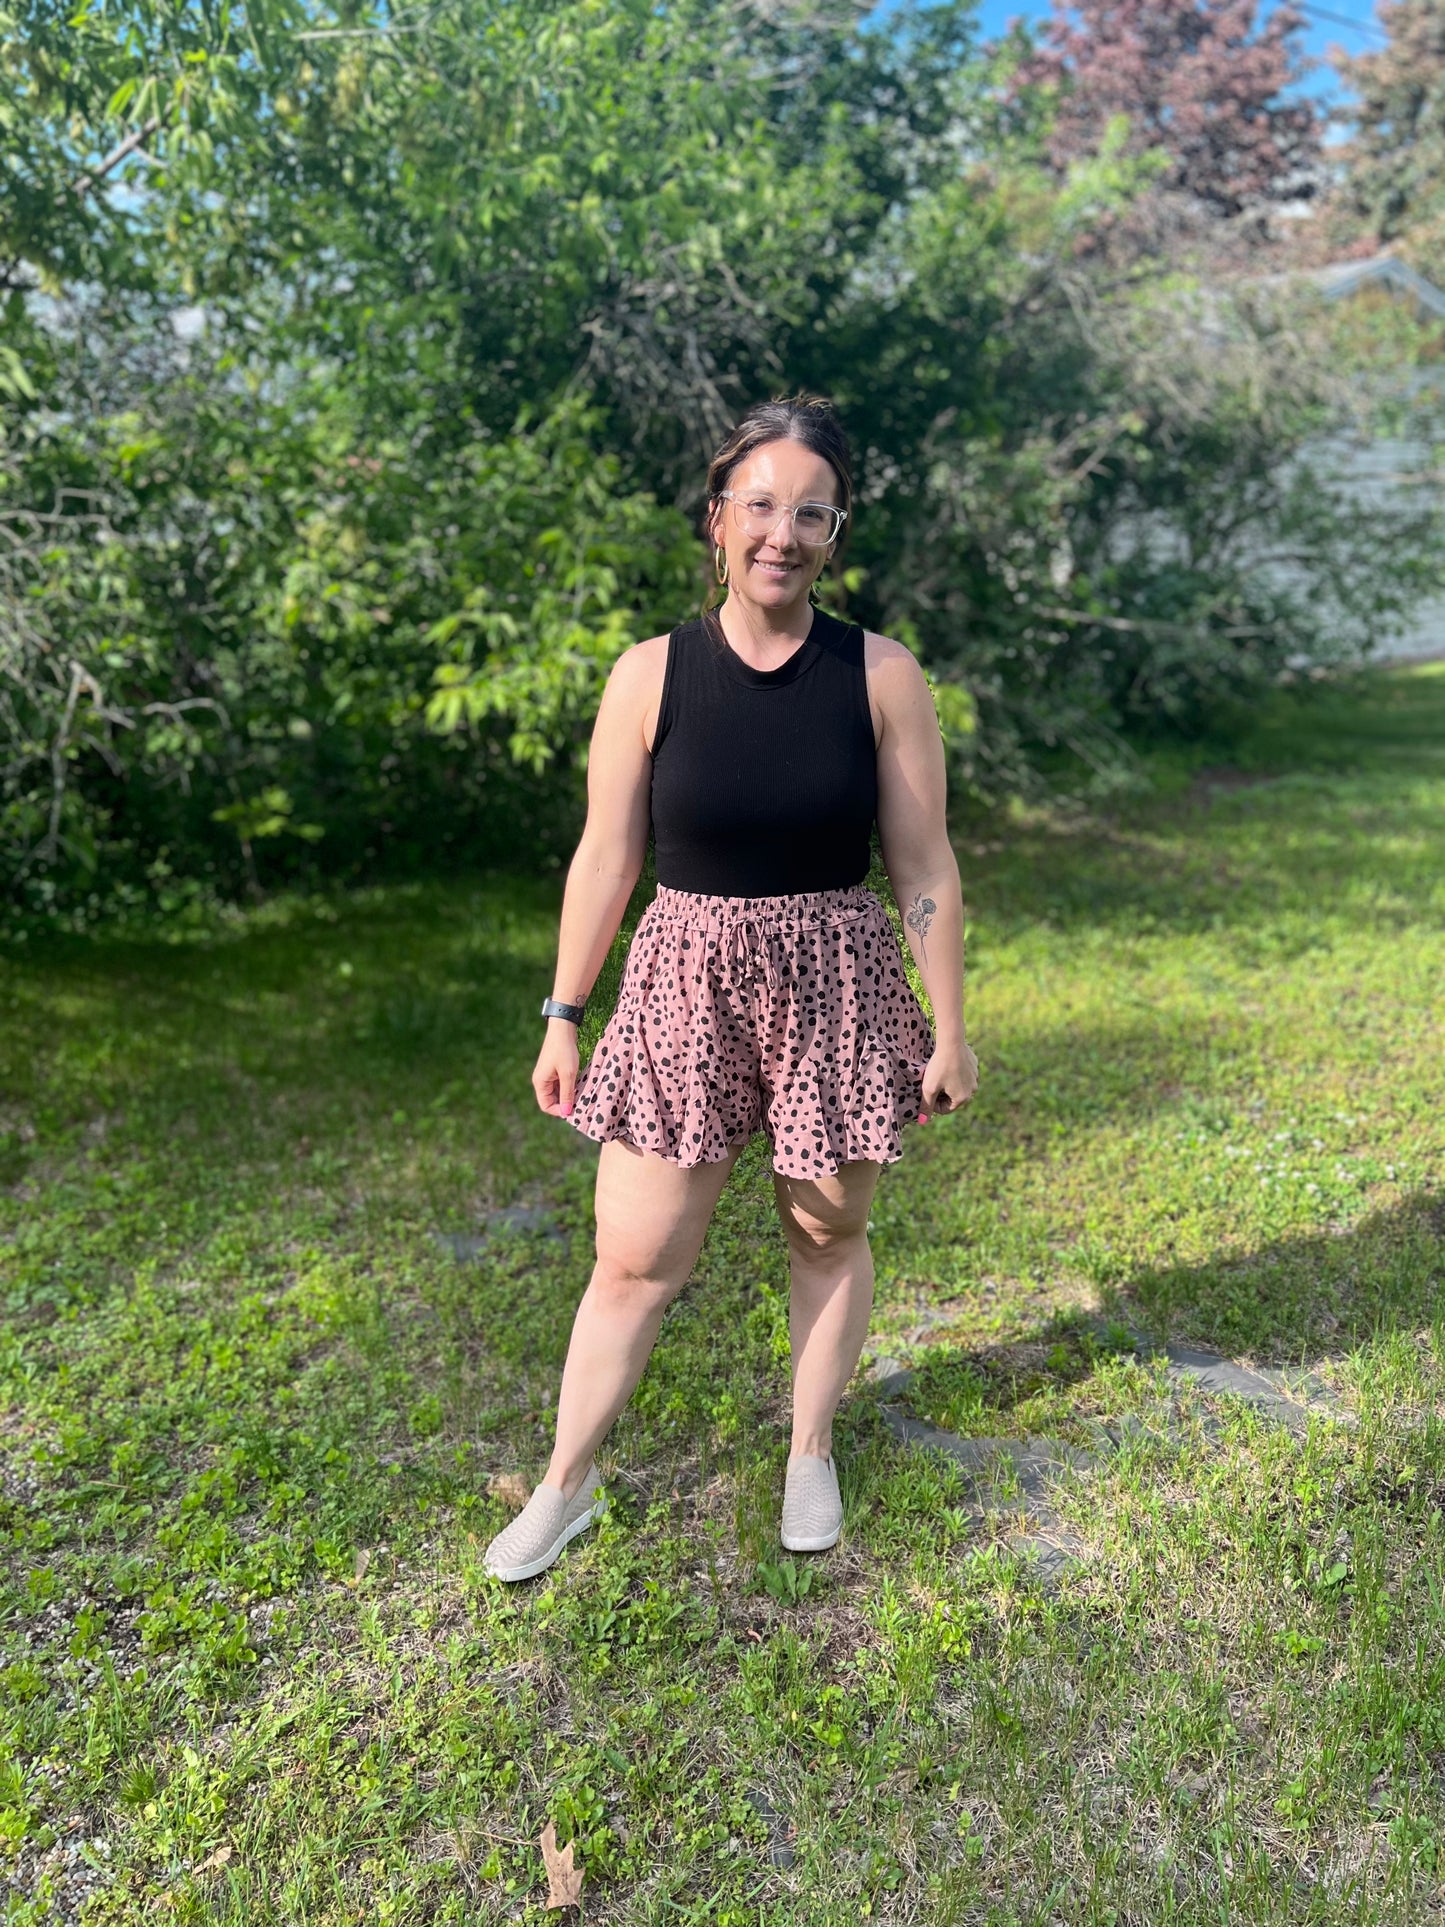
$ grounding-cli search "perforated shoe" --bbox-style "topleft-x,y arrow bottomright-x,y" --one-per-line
483,1464 -> 607,1582
780,1452 -> 842,1552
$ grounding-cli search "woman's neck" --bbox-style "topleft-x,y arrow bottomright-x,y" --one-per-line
717,591 -> 815,663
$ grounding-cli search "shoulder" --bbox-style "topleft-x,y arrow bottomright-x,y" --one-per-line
862,629 -> 933,711
608,632 -> 672,686
861,629 -> 922,677
603,632 -> 677,757
602,631 -> 671,710
859,629 -> 940,757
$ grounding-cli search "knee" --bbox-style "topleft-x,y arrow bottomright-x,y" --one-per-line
781,1203 -> 870,1265
588,1245 -> 681,1318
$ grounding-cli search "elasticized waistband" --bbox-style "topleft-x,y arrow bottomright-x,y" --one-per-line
649,881 -> 875,931
648,881 -> 879,993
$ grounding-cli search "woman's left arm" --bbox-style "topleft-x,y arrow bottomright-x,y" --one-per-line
869,634 -> 979,1123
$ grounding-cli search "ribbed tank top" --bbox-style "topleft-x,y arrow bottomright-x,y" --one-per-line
649,607 -> 878,897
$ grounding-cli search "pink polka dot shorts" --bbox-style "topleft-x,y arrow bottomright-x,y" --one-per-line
569,882 -> 935,1179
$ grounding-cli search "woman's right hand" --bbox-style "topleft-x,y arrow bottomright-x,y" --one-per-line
533,1021 -> 581,1118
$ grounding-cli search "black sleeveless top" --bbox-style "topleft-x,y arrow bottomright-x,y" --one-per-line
649,608 -> 878,897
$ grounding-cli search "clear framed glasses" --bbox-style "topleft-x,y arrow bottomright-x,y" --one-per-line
716,490 -> 847,547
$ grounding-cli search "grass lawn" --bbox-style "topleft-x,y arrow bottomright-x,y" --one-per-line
3,664 -> 1444,1924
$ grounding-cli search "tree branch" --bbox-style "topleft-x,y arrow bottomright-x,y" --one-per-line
71,114 -> 167,200
1032,603 -> 1270,639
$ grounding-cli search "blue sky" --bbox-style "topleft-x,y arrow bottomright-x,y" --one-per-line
876,0 -> 1391,123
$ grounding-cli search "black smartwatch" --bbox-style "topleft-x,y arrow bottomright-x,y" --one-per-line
541,996 -> 587,1024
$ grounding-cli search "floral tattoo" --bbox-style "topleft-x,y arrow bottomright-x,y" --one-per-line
905,893 -> 936,964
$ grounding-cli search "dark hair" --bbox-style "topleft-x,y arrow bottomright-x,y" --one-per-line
705,392 -> 853,525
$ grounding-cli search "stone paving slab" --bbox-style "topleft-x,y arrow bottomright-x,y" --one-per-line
1009,1530 -> 1094,1592
432,1204 -> 566,1262
1161,1345 -> 1285,1402
744,1788 -> 795,1869
1158,1344 -> 1352,1430
1084,1412 -> 1189,1451
865,1357 -> 916,1399
873,1321 -> 1358,1595
879,1406 -> 1100,1502
1249,1362 -> 1347,1411
871,1328 -> 1348,1450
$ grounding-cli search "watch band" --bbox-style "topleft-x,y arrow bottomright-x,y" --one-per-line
541,996 -> 587,1024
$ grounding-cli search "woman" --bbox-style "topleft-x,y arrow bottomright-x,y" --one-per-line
484,394 -> 978,1583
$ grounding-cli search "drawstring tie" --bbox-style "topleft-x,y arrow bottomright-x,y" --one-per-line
719,917 -> 781,992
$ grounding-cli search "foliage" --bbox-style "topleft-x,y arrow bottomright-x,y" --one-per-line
809,137 -> 1445,793
1,310 -> 694,901
0,0 -> 306,299
1333,0 -> 1445,272
1013,0 -> 1322,222
2,0 -> 1443,915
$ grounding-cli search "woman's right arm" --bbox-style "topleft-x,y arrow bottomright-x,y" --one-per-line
533,636 -> 664,1120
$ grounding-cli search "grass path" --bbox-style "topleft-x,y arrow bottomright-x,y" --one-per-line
2,666 -> 1444,1924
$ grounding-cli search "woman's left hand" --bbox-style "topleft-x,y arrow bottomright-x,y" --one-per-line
918,1041 -> 979,1124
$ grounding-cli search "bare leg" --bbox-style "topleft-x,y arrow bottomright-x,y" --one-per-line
543,1136 -> 746,1502
772,1159 -> 883,1461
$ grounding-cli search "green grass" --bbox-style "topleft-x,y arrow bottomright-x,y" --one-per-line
2,663 -> 1444,1923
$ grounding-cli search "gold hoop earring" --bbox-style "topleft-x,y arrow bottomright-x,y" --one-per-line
714,545 -> 728,587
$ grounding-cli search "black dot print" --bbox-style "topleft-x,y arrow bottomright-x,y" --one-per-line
568,884 -> 935,1177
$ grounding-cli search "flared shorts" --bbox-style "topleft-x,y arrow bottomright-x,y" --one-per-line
569,882 -> 936,1179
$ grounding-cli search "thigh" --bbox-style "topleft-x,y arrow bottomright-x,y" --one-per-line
594,1135 -> 749,1281
771,1158 -> 882,1255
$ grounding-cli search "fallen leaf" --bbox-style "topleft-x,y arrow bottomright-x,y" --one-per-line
540,1820 -> 585,1910
195,1843 -> 233,1874
488,1472 -> 532,1510
353,1548 -> 371,1583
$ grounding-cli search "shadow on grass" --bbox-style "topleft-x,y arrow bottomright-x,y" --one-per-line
897,1313 -> 1138,1440
954,666 -> 1445,946
0,878 -> 575,1151
878,1190 -> 1445,1443
1111,1186 -> 1445,1363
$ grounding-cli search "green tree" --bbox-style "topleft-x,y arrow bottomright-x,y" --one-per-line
3,0 -> 1441,918
1334,0 -> 1445,273
1,0 -> 304,299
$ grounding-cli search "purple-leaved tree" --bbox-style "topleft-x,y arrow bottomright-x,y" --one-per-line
1018,0 -> 1322,222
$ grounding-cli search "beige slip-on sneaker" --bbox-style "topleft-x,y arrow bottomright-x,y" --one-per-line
780,1452 -> 842,1553
483,1463 -> 608,1582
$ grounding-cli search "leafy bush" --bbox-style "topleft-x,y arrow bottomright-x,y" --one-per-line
3,0 -> 1443,918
